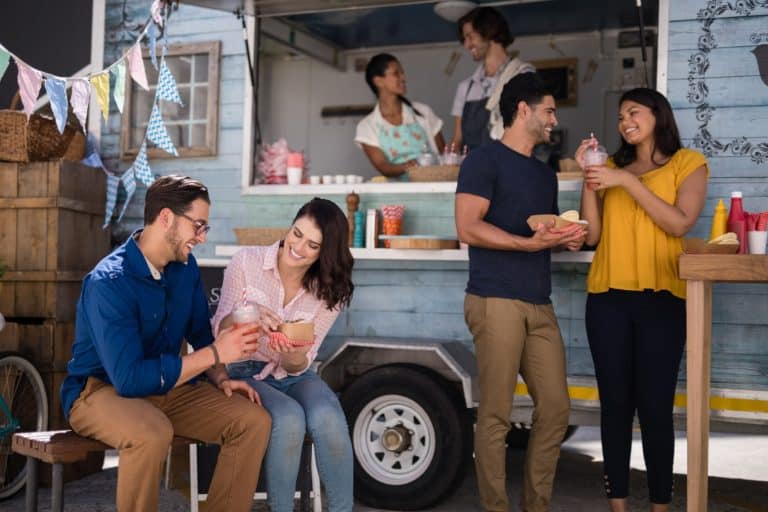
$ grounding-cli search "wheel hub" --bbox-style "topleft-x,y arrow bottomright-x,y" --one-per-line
381,424 -> 411,453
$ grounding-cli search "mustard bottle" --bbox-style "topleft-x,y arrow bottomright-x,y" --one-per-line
709,199 -> 728,240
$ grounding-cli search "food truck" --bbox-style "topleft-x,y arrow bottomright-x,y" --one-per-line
28,0 -> 765,509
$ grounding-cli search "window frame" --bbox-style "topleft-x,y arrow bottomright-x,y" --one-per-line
120,40 -> 221,160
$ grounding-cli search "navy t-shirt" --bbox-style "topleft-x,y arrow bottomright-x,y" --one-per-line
456,140 -> 558,304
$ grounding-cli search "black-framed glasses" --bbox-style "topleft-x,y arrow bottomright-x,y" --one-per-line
178,213 -> 211,236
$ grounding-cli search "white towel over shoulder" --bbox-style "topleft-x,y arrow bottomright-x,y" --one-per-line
485,57 -> 536,140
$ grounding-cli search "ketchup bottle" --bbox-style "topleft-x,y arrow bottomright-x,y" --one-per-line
726,191 -> 747,254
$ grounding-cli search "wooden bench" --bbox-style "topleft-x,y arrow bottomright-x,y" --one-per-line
12,430 -> 320,512
12,430 -> 193,512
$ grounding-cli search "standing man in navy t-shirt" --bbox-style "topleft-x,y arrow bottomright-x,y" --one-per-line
455,73 -> 586,512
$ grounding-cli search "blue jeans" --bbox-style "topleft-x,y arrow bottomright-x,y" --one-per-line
227,360 -> 354,512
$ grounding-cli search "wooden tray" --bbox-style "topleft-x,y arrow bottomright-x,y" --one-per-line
379,235 -> 459,249
682,237 -> 740,254
527,214 -> 588,230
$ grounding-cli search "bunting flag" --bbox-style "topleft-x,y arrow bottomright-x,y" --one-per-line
70,78 -> 90,132
126,43 -> 149,91
16,59 -> 43,118
133,140 -> 155,186
90,72 -> 111,120
43,77 -> 68,133
117,169 -> 137,223
149,23 -> 158,70
147,104 -> 178,156
0,48 -> 9,82
111,61 -> 127,114
104,174 -> 120,228
157,59 -> 183,105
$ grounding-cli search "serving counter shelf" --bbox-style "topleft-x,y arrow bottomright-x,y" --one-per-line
242,176 -> 583,196
211,245 -> 594,263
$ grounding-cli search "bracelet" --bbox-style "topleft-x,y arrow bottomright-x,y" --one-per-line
209,344 -> 220,367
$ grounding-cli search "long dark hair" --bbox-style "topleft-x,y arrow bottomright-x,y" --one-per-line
293,198 -> 354,310
364,53 -> 422,117
612,88 -> 682,167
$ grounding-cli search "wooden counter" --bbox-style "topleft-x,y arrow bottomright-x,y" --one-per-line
679,254 -> 768,512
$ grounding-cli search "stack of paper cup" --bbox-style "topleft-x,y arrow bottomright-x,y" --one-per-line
286,152 -> 304,186
381,205 -> 405,248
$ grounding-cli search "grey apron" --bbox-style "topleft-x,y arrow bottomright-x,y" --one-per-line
460,80 -> 493,151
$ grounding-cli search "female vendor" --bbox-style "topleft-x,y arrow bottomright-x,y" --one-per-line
355,53 -> 445,178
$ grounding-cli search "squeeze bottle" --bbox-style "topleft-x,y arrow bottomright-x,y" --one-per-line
726,191 -> 747,254
709,199 -> 727,241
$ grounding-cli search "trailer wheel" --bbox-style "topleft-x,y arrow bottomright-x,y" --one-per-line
341,366 -> 472,510
506,423 -> 578,449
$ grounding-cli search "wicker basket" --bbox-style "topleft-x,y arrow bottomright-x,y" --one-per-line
407,164 -> 460,182
0,108 -> 28,162
234,227 -> 288,246
0,93 -> 86,163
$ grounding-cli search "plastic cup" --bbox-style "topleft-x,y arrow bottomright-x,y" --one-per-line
584,145 -> 608,167
309,175 -> 321,185
232,303 -> 259,329
747,231 -> 767,254
322,175 -> 333,185
286,166 -> 302,185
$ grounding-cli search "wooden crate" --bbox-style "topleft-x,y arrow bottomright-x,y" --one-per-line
0,160 -> 110,273
0,320 -> 75,373
0,272 -> 84,321
0,160 -> 109,320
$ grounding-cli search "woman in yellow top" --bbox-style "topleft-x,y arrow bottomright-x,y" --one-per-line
576,88 -> 708,512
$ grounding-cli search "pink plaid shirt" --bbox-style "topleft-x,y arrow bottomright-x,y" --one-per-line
211,242 -> 340,380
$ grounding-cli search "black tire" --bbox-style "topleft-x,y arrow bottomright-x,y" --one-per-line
0,352 -> 48,499
506,423 -> 578,450
341,366 -> 472,510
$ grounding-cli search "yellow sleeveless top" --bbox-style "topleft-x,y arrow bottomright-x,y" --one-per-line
587,148 -> 709,299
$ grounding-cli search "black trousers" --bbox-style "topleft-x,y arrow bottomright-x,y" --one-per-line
586,289 -> 685,504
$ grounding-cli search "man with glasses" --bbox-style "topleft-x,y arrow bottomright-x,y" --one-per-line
61,175 -> 271,512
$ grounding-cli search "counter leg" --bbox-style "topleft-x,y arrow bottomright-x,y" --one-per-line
686,279 -> 712,512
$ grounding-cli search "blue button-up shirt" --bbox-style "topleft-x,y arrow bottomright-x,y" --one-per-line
61,231 -> 214,419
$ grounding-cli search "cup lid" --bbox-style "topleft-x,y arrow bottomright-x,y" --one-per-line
287,152 -> 304,167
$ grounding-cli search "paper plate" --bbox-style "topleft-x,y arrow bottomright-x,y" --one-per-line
526,214 -> 588,230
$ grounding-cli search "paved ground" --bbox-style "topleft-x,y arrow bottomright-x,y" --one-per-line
3,427 -> 767,511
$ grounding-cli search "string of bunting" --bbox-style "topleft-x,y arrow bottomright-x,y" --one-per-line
0,0 -> 183,227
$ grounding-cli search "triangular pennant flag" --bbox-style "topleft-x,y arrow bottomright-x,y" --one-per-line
157,59 -> 183,105
0,48 -> 10,83
104,173 -> 120,228
90,72 -> 110,120
146,104 -> 178,156
126,43 -> 149,91
15,59 -> 42,118
133,140 -> 155,186
111,61 -> 127,114
149,23 -> 158,70
117,168 -> 137,223
71,78 -> 90,132
44,77 -> 68,134
151,0 -> 164,27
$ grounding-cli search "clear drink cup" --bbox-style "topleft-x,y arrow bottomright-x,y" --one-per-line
231,303 -> 259,332
584,144 -> 608,167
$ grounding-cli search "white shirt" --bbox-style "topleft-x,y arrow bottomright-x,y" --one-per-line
450,63 -> 501,117
355,101 -> 443,156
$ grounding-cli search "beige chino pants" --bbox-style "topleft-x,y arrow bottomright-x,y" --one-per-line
465,294 -> 570,512
69,377 -> 271,512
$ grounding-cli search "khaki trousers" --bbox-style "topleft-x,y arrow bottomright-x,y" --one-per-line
69,377 -> 271,512
465,294 -> 570,512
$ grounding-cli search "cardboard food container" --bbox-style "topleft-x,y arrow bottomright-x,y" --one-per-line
526,214 -> 588,231
278,321 -> 315,343
682,237 -> 739,254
